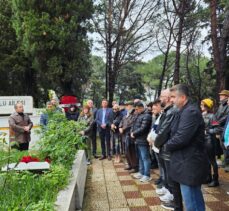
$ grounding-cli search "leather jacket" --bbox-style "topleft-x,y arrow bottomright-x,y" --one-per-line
154,105 -> 178,160
209,99 -> 229,135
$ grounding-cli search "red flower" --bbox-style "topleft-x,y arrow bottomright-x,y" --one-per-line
45,158 -> 51,163
20,156 -> 40,163
211,120 -> 219,126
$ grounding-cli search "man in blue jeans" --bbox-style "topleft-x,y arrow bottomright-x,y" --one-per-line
131,102 -> 152,182
165,84 -> 208,211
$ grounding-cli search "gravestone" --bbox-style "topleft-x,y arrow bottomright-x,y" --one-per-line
0,96 -> 33,116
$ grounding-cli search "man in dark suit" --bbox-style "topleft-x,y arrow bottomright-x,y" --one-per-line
96,99 -> 113,160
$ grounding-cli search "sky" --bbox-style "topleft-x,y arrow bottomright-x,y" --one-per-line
90,27 -> 211,63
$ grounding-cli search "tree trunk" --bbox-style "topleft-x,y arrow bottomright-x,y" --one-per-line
210,0 -> 224,92
173,3 -> 185,85
108,71 -> 116,107
158,22 -> 173,97
219,10 -> 229,90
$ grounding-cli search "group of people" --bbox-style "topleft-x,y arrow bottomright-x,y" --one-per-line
7,84 -> 229,211
79,84 -> 229,211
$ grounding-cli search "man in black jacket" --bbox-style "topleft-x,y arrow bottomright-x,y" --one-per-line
131,102 -> 152,182
208,90 -> 229,171
165,84 -> 208,211
154,89 -> 182,211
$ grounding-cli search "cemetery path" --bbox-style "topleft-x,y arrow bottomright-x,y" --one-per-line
83,158 -> 229,211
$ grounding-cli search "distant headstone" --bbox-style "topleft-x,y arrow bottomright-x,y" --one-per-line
0,96 -> 33,115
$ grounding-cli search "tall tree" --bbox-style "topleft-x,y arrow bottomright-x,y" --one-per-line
155,0 -> 178,96
172,0 -> 197,84
0,0 -> 37,101
93,0 -> 160,105
204,0 -> 229,92
11,0 -> 93,97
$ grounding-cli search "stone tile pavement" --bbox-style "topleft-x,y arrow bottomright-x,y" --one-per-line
83,159 -> 229,211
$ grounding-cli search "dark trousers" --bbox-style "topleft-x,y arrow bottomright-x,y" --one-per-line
164,159 -> 183,211
206,140 -> 218,181
99,128 -> 111,157
19,142 -> 29,151
157,153 -> 166,184
150,150 -> 158,168
224,147 -> 229,165
125,135 -> 138,169
91,127 -> 97,155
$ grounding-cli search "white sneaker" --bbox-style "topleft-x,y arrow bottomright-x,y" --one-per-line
139,176 -> 152,183
159,191 -> 174,202
216,159 -> 222,166
132,172 -> 143,179
156,186 -> 169,195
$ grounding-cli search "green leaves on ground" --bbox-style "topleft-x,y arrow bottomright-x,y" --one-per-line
0,113 -> 86,210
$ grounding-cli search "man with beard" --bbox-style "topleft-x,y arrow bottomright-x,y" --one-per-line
153,89 -> 181,210
165,84 -> 208,211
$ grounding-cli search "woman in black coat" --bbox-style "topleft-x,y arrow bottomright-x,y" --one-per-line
66,105 -> 79,121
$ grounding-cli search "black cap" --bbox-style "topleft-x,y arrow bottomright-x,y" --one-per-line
134,101 -> 144,108
119,101 -> 125,106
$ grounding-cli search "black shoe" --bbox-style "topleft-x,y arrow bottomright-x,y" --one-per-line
93,155 -> 99,159
155,178 -> 162,185
161,201 -> 175,210
128,169 -> 138,173
124,166 -> 132,170
208,181 -> 219,187
108,156 -> 112,161
157,182 -> 163,189
99,156 -> 106,160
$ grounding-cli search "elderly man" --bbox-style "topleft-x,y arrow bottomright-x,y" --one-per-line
51,98 -> 63,113
165,84 -> 208,211
9,102 -> 33,150
87,99 -> 98,158
208,90 -> 229,171
119,101 -> 138,172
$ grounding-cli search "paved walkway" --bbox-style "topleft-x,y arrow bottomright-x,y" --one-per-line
83,159 -> 229,211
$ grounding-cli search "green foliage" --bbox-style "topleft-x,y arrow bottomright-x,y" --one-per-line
0,0 -> 93,106
38,112 -> 87,168
0,112 -> 87,210
116,62 -> 146,102
11,0 -> 93,97
0,167 -> 67,210
84,55 -> 106,107
137,52 -> 213,100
